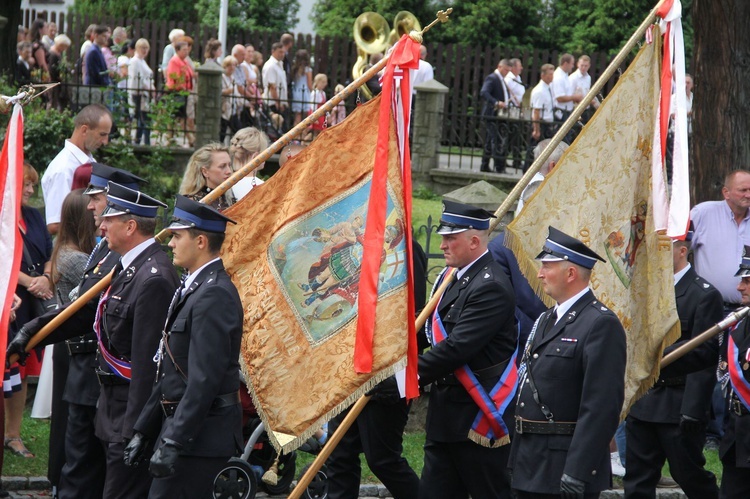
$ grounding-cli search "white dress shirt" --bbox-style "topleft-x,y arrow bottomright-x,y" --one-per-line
41,140 -> 95,225
551,66 -> 574,111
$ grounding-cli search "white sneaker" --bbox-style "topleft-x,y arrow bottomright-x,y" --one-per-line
611,452 -> 626,477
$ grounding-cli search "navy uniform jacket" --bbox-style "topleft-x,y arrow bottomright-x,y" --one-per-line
480,71 -> 508,117
418,252 -> 517,442
510,290 -> 626,494
134,260 -> 243,457
24,238 -> 119,406
630,267 -> 722,423
720,316 -> 750,468
94,242 -> 180,443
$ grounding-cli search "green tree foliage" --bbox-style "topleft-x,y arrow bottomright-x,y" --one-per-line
195,0 -> 300,32
70,0 -> 198,22
70,0 -> 300,33
311,0 -> 692,57
436,0 -> 545,48
548,0 -> 693,57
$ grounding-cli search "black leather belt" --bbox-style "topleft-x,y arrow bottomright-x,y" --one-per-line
731,395 -> 750,416
95,368 -> 129,386
655,376 -> 686,387
160,391 -> 241,418
66,339 -> 98,355
514,417 -> 576,435
436,360 -> 509,387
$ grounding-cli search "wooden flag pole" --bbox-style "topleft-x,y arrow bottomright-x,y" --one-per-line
7,269 -> 115,365
660,307 -> 750,368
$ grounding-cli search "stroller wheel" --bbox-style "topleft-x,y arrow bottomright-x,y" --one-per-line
299,463 -> 329,499
213,457 -> 258,499
262,451 -> 297,495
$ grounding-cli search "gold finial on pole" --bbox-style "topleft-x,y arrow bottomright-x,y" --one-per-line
0,83 -> 60,113
410,7 -> 453,42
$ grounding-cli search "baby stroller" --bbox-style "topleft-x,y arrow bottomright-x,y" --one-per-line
212,384 -> 329,499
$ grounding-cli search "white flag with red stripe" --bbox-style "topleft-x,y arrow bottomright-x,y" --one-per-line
652,0 -> 690,238
0,103 -> 25,370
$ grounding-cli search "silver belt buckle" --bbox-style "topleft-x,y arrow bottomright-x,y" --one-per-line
514,417 -> 524,434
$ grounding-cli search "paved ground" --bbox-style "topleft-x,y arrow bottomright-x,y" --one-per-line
1,478 -> 689,498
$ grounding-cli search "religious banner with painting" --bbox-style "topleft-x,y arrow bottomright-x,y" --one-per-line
506,32 -> 681,415
222,88 -> 416,452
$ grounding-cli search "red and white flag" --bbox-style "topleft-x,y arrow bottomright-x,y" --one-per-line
0,103 -> 25,370
652,0 -> 690,238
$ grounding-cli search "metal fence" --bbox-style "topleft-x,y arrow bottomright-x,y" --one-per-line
439,106 -> 576,173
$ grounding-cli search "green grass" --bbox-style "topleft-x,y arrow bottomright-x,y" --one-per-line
295,431 -> 426,482
611,448 -> 721,489
3,408 -> 51,477
412,197 -> 445,284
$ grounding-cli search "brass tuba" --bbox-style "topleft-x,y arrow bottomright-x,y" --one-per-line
389,11 -> 421,46
352,12 -> 390,100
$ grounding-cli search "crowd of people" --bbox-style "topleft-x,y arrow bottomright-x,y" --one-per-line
14,20 -> 351,147
480,53 -> 692,174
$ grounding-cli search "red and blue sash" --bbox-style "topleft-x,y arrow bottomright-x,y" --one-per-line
728,333 -> 750,411
93,286 -> 132,380
429,274 -> 518,447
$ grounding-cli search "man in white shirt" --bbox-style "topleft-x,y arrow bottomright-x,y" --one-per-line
412,45 -> 434,94
530,64 -> 555,145
262,42 -> 289,127
569,55 -> 600,125
505,58 -> 526,170
551,53 -> 582,143
504,58 -> 525,108
41,104 -> 112,235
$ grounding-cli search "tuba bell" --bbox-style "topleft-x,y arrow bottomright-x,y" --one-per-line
389,11 -> 421,46
352,12 -> 390,100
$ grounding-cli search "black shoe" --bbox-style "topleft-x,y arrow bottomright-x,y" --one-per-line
494,167 -> 506,174
480,165 -> 491,172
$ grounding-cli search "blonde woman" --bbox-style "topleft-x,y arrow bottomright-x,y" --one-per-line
229,127 -> 269,201
179,143 -> 235,211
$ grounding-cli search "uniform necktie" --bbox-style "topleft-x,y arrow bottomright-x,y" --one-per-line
541,309 -> 558,339
112,259 -> 123,278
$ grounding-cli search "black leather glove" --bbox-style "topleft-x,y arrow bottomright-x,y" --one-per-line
560,473 -> 586,499
123,432 -> 149,466
6,326 -> 34,366
149,438 -> 182,478
679,414 -> 705,435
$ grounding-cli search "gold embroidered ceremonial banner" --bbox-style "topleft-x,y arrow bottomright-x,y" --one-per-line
222,95 -> 410,452
506,37 -> 680,416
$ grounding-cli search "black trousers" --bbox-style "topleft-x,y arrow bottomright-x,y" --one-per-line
102,440 -> 152,499
419,439 -> 512,499
49,343 -> 70,488
58,403 -> 106,499
481,116 -> 509,172
326,400 -> 418,499
149,455 -> 228,499
514,492 -> 600,499
720,442 -> 750,499
624,416 -> 718,499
